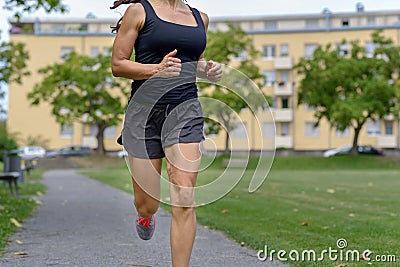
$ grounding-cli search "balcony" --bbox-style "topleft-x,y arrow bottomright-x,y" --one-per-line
274,56 -> 293,69
273,109 -> 293,122
378,136 -> 397,148
274,82 -> 293,96
275,136 -> 293,148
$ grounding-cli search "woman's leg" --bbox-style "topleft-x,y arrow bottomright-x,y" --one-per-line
128,155 -> 162,220
165,143 -> 201,267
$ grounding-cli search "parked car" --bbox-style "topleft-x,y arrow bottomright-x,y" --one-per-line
323,145 -> 384,157
46,145 -> 91,158
17,146 -> 46,159
117,150 -> 128,158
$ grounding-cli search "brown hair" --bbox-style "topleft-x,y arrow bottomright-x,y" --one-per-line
110,0 -> 142,33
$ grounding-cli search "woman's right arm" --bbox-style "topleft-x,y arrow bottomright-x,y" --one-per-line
111,4 -> 181,80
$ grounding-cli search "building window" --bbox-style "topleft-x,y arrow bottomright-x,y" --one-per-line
280,44 -> 289,56
232,50 -> 247,61
365,41 -> 378,58
367,17 -> 376,26
104,126 -> 117,138
90,46 -> 99,58
60,46 -> 74,59
263,70 -> 276,86
304,43 -> 318,59
264,21 -> 277,30
60,124 -> 74,138
103,47 -> 111,56
336,127 -> 350,137
270,96 -> 278,109
385,121 -> 393,135
280,71 -> 289,83
306,19 -> 319,29
232,122 -> 247,138
262,122 -> 275,138
337,43 -> 350,57
263,45 -> 276,58
342,19 -> 350,27
90,125 -> 98,136
281,122 -> 289,136
281,97 -> 289,109
366,120 -> 381,136
305,122 -> 320,137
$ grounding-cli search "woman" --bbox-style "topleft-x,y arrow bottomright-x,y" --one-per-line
110,0 -> 222,266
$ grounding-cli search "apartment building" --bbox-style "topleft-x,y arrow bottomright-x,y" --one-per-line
7,4 -> 400,151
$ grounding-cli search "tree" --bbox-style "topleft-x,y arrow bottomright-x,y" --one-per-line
296,31 -> 400,154
0,42 -> 30,114
0,0 -> 67,115
200,24 -> 268,154
3,0 -> 68,19
28,51 -> 130,154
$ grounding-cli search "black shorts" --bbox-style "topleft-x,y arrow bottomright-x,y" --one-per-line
122,98 -> 204,159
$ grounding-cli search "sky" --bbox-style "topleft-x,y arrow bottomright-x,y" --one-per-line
1,0 -> 400,116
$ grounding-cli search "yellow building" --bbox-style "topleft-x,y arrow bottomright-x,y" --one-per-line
7,5 -> 400,152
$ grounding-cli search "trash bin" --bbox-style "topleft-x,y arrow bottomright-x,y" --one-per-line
3,150 -> 24,183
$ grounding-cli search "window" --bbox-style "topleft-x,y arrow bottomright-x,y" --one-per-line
337,43 -> 350,57
281,122 -> 289,136
263,70 -> 276,86
304,104 -> 315,111
264,21 -> 277,30
104,126 -> 117,138
233,50 -> 247,61
280,71 -> 289,83
281,97 -> 289,109
366,120 -> 381,136
385,121 -> 393,135
280,44 -> 289,56
60,124 -> 74,138
306,19 -> 319,29
270,96 -> 278,109
367,17 -> 376,26
90,46 -> 99,58
365,41 -> 378,58
305,122 -> 319,137
336,127 -> 350,137
262,122 -> 275,138
304,44 -> 318,59
232,122 -> 247,138
342,19 -> 350,27
60,46 -> 74,59
263,45 -> 276,58
103,47 -> 111,56
90,125 -> 98,136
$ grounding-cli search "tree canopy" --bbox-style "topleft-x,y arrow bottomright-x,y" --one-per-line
28,51 -> 130,154
200,24 -> 268,153
296,31 -> 400,153
4,0 -> 68,18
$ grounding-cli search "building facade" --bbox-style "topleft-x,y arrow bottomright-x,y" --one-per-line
7,5 -> 400,152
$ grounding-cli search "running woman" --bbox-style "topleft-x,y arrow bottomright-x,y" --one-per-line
110,0 -> 222,266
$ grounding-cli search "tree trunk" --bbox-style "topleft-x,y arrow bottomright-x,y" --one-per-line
224,131 -> 230,155
96,124 -> 107,155
351,126 -> 362,154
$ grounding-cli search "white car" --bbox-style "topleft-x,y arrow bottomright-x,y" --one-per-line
323,145 -> 352,157
18,146 -> 46,159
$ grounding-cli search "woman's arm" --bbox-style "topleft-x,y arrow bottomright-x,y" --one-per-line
197,11 -> 222,82
112,4 -> 181,80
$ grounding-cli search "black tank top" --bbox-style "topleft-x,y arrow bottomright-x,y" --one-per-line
131,0 -> 207,104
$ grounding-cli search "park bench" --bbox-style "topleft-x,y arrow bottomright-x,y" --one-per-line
0,172 -> 19,196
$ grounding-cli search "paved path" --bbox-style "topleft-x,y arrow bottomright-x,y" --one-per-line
0,170 -> 286,267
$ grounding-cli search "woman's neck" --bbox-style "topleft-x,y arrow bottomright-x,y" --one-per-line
152,0 -> 183,9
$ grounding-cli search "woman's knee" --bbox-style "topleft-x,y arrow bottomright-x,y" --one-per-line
134,196 -> 160,217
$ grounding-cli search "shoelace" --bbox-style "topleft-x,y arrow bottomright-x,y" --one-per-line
138,216 -> 152,228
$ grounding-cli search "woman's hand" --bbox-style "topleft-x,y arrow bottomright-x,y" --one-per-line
205,60 -> 222,82
154,49 -> 182,78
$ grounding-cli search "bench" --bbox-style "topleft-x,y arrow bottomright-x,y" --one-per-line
0,172 -> 20,196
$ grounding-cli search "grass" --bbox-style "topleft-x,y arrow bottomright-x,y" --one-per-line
81,155 -> 400,267
0,162 -> 46,253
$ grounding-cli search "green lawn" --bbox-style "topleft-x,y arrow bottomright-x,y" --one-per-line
0,163 -> 46,252
82,155 -> 400,267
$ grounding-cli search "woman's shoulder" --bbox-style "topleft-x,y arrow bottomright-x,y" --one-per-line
194,8 -> 209,29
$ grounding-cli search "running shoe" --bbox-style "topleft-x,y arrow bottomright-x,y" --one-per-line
135,214 -> 156,240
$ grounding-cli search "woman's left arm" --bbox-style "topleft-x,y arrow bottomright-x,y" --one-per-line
197,11 -> 222,82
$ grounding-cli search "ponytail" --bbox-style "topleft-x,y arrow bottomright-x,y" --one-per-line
110,0 -> 142,33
